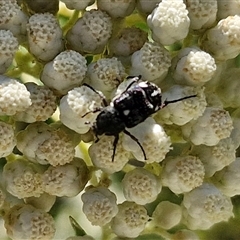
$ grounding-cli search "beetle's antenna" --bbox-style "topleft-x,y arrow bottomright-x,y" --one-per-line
161,94 -> 197,108
123,129 -> 147,160
82,83 -> 108,107
81,107 -> 102,118
81,83 -> 108,118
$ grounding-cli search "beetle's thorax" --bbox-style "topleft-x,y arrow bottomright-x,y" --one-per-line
93,105 -> 125,136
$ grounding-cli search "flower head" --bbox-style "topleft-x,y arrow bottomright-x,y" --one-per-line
130,41 -> 171,82
156,85 -> 207,125
61,0 -> 94,10
186,0 -> 217,30
0,121 -> 16,157
97,0 -> 136,18
27,13 -> 64,61
122,168 -> 162,205
201,15 -> 240,61
66,9 -> 112,54
191,138 -> 236,177
89,135 -> 130,174
41,50 -> 87,95
213,157 -> 240,197
172,47 -> 217,86
0,76 -> 31,116
182,183 -> 233,230
161,155 -> 205,194
182,107 -> 233,146
3,157 -> 44,199
152,201 -> 182,229
16,122 -> 76,166
0,0 -> 28,42
122,117 -> 171,163
42,158 -> 89,197
108,27 -> 147,57
0,30 -> 18,73
59,85 -> 105,134
147,0 -> 190,45
111,201 -> 149,238
4,204 -> 55,240
87,57 -> 126,97
81,186 -> 118,226
14,82 -> 57,122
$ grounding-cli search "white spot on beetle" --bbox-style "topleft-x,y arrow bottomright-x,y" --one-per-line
151,89 -> 160,97
123,109 -> 130,115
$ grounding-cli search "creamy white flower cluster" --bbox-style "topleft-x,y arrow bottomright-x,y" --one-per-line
0,0 -> 240,239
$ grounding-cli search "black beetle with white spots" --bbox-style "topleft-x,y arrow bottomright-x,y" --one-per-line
83,75 -> 196,161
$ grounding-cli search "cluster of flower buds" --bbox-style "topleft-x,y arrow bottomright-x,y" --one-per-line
0,0 -> 240,240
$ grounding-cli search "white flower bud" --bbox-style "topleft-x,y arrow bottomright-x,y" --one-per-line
201,15 -> 240,61
0,185 -> 6,209
27,13 -> 64,61
66,236 -> 94,240
14,82 -> 57,122
182,183 -> 233,230
42,158 -> 89,197
89,135 -> 130,174
216,68 -> 240,108
111,201 -> 149,238
0,0 -> 28,42
172,229 -> 200,240
97,0 -> 136,18
156,85 -> 207,125
130,41 -> 171,82
186,0 -> 217,30
152,201 -> 182,229
61,0 -> 94,10
230,108 -> 240,149
81,187 -> 118,226
24,193 -> 56,212
59,85 -> 105,134
66,9 -> 112,54
191,138 -> 236,177
87,57 -> 126,97
16,122 -> 75,166
0,30 -> 18,73
0,75 -> 31,116
212,157 -> 240,197
23,0 -> 59,14
41,50 -> 87,95
161,156 -> 205,194
122,117 -> 171,163
108,27 -> 147,57
0,121 -> 16,157
122,168 -> 162,205
136,0 -> 161,15
3,157 -> 44,199
4,204 -> 55,240
182,107 -> 233,146
172,47 -> 217,86
147,0 -> 190,45
217,0 -> 240,20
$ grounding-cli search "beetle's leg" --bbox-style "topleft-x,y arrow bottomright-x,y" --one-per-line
82,83 -> 108,107
123,129 -> 147,160
161,94 -> 197,109
81,107 -> 102,118
112,134 -> 119,162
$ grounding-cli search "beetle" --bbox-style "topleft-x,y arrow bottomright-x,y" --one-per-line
83,75 -> 196,162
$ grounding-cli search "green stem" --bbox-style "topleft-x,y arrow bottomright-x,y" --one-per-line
62,10 -> 81,36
